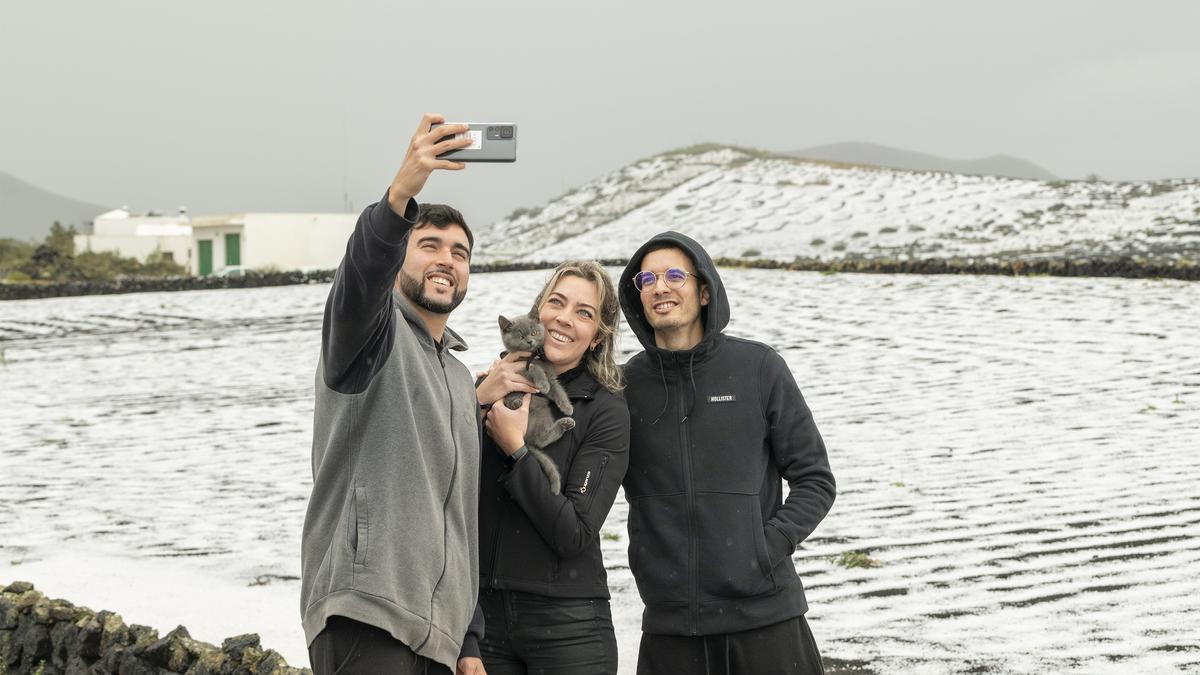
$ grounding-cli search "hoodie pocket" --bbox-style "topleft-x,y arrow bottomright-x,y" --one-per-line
628,494 -> 689,605
696,493 -> 775,600
352,486 -> 369,566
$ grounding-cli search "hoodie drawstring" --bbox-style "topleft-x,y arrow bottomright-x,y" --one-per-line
651,351 -> 700,425
649,352 -> 669,426
724,634 -> 731,674
680,351 -> 697,423
700,634 -> 732,675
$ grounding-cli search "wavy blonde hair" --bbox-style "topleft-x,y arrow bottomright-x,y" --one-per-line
531,260 -> 624,393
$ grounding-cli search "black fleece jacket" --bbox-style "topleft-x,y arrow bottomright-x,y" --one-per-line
619,231 -> 837,636
478,364 -> 631,598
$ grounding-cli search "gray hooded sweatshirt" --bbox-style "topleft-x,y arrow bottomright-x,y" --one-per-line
300,195 -> 480,670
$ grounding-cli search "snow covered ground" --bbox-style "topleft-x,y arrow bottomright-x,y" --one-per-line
477,147 -> 1200,266
2,269 -> 1198,673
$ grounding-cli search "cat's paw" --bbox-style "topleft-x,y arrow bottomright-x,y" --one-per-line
557,417 -> 576,431
502,392 -> 524,410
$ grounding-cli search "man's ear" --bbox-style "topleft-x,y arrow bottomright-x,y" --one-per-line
700,284 -> 710,306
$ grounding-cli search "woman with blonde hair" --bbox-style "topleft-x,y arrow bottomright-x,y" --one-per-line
463,260 -> 629,675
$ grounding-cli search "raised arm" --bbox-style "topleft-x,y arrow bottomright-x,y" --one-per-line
320,193 -> 416,393
321,113 -> 473,393
760,348 -> 837,566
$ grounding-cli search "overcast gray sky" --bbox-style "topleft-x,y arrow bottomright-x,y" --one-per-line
2,1 -> 1198,226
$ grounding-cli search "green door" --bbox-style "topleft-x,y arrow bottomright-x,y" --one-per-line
198,240 -> 213,275
225,233 -> 241,267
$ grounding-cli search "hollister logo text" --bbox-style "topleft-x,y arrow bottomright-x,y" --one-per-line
707,395 -> 737,403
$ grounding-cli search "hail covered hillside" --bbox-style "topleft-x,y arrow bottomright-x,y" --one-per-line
475,146 -> 1200,264
4,145 -> 1200,673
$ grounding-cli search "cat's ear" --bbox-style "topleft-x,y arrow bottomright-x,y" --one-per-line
498,315 -> 512,332
526,305 -> 539,320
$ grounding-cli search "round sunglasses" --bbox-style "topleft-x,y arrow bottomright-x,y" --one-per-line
632,268 -> 698,292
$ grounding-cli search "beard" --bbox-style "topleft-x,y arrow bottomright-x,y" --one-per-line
398,268 -> 466,315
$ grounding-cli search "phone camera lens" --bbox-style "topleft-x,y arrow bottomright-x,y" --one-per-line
500,126 -> 513,139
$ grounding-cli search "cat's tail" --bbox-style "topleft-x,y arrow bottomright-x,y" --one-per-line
528,447 -> 562,495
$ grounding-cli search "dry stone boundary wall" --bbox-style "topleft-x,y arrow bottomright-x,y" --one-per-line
0,263 -> 617,302
717,255 -> 1200,280
1,256 -> 1195,302
0,581 -> 309,675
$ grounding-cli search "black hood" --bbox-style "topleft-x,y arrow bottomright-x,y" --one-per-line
619,231 -> 730,353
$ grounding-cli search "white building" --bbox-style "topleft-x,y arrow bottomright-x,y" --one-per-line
74,207 -> 194,267
188,213 -> 357,276
75,208 -> 358,276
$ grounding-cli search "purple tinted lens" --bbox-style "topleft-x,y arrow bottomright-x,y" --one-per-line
666,268 -> 688,284
635,271 -> 656,289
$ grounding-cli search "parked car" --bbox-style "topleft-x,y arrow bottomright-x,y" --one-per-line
213,265 -> 245,278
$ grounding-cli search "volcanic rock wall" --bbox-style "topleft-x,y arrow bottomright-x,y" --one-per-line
0,581 -> 309,675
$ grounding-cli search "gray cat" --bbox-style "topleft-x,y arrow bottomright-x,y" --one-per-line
497,312 -> 576,494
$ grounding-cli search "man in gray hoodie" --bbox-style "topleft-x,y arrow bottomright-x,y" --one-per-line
301,114 -> 487,675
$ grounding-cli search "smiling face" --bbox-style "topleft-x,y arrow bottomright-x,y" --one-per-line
638,246 -> 709,351
537,274 -> 602,374
395,222 -> 471,316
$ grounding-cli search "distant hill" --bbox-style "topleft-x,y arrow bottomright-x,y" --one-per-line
0,171 -> 110,241
476,144 -> 1200,265
786,142 -> 1059,181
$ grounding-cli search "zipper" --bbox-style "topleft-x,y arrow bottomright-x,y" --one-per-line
679,371 -> 698,635
490,493 -> 506,587
418,342 -> 460,651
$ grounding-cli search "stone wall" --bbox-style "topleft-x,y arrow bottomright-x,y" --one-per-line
0,261 -> 624,302
714,255 -> 1200,280
0,581 -> 308,675
0,270 -> 338,302
2,256 -> 1195,302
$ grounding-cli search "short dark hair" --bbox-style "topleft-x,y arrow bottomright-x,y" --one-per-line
412,203 -> 473,255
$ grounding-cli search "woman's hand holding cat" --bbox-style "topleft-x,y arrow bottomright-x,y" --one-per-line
475,352 -> 538,406
456,656 -> 486,675
485,392 -> 530,455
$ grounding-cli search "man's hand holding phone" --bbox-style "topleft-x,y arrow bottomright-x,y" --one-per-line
388,113 -> 474,216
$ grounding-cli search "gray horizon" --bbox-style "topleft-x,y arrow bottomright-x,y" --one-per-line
2,1 -> 1198,227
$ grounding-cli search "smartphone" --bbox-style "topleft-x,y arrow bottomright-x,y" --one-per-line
432,123 -> 518,162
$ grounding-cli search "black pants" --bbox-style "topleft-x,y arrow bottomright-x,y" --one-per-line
478,588 -> 618,675
308,615 -> 452,675
637,615 -> 825,675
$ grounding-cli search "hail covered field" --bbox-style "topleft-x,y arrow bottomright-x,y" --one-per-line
2,269 -> 1198,674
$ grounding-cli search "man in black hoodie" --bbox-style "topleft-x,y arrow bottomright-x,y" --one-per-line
619,232 -> 837,674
